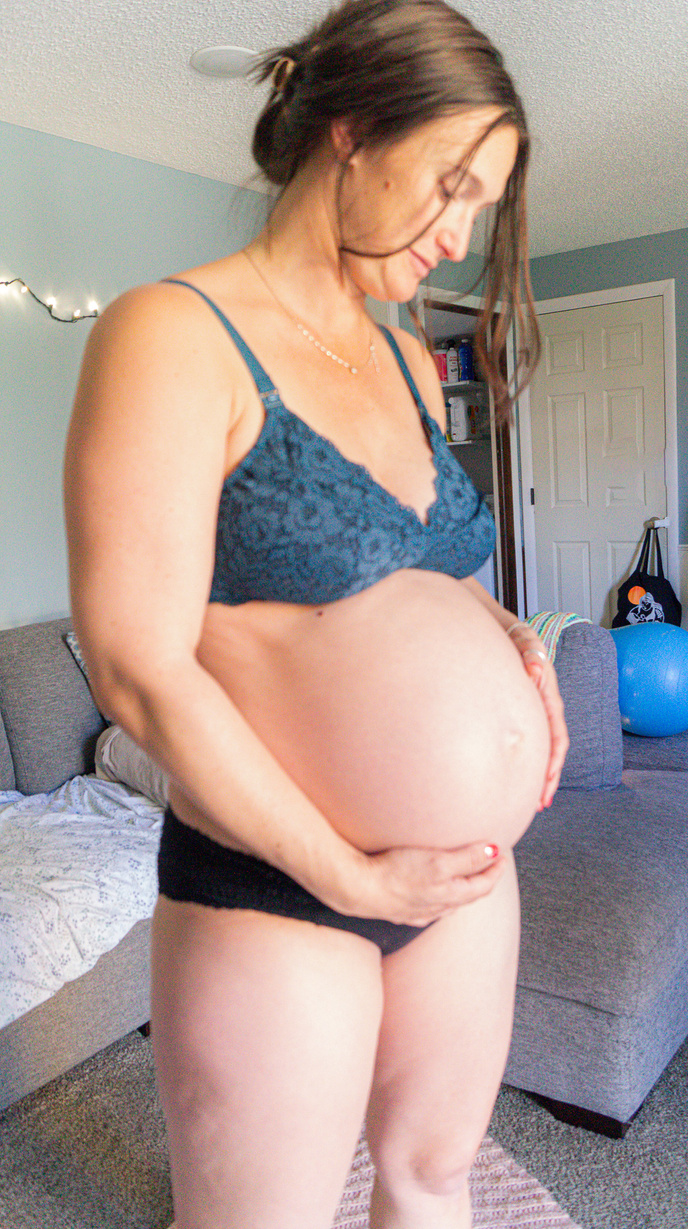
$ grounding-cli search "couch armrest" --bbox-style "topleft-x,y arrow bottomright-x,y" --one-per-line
554,622 -> 622,789
0,618 -> 105,794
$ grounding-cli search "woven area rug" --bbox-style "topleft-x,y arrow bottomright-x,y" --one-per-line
334,1130 -> 581,1229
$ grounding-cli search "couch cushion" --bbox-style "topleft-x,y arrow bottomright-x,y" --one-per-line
623,728 -> 688,771
554,621 -> 622,788
0,618 -> 105,794
0,711 -> 14,790
514,771 -> 688,1016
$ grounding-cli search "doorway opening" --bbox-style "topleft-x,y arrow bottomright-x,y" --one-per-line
421,293 -> 520,610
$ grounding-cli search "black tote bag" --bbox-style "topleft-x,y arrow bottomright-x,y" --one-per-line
613,527 -> 682,627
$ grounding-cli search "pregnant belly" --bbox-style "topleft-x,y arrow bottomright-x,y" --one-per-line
199,570 -> 551,853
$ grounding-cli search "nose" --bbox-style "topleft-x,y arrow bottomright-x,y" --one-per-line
435,201 -> 476,265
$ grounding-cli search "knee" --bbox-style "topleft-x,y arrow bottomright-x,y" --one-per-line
410,1148 -> 471,1199
372,1134 -> 473,1201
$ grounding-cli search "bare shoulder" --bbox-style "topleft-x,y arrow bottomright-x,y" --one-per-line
383,324 -> 446,429
81,279 -> 251,409
70,277 -> 262,473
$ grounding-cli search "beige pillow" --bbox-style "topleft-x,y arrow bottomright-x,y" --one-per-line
95,725 -> 168,808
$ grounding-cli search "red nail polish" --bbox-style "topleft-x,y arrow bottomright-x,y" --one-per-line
484,844 -> 499,859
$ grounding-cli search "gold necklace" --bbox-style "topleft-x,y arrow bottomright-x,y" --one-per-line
242,250 -> 379,376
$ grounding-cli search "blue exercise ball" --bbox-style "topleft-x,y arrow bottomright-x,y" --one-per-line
610,623 -> 688,736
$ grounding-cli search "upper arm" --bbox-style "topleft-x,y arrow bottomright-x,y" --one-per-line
386,326 -> 447,431
64,282 -> 240,692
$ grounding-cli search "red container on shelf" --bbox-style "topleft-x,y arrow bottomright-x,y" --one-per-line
432,348 -> 448,382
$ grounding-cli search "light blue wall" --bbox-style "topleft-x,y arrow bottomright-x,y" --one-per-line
427,252 -> 485,296
529,229 -> 688,543
0,120 -> 265,629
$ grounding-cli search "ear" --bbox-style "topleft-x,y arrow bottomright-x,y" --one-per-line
330,117 -> 358,163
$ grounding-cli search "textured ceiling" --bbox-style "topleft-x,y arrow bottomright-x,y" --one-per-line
2,0 -> 687,257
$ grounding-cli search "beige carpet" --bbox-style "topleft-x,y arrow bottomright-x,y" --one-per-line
334,1130 -> 581,1229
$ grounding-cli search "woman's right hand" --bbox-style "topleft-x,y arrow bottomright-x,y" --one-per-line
338,842 -> 506,927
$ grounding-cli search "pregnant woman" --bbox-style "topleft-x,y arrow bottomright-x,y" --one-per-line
64,2 -> 567,1226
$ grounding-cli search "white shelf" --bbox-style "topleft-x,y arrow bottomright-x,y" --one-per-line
441,380 -> 486,392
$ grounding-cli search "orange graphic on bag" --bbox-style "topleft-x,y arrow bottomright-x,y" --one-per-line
628,585 -> 646,605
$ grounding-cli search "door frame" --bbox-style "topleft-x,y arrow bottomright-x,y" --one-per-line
416,286 -> 523,609
517,279 -> 678,614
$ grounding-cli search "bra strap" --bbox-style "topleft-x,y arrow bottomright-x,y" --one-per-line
161,279 -> 278,400
378,325 -> 428,414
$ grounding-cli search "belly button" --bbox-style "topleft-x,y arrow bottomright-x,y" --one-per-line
504,727 -> 526,753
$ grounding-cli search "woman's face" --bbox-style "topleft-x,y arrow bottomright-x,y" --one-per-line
337,108 -> 519,302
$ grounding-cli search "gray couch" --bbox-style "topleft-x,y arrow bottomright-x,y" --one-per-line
505,621 -> 688,1136
0,618 -> 151,1112
1,616 -> 687,1136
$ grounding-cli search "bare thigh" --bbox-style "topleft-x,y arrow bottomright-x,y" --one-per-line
366,856 -> 520,1203
151,897 -> 384,1229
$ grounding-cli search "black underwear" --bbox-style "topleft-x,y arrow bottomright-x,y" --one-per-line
157,806 -> 430,956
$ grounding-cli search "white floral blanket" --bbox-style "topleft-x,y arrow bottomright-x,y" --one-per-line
0,776 -> 163,1029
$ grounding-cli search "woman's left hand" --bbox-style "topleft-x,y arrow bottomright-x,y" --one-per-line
506,623 -> 569,809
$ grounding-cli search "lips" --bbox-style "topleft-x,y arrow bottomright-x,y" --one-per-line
410,249 -> 432,277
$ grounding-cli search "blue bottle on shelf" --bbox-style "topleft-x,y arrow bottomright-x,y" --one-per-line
458,337 -> 474,382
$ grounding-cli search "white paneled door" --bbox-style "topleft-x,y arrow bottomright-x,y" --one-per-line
529,296 -> 666,625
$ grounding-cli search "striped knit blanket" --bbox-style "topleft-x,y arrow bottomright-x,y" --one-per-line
523,611 -> 591,661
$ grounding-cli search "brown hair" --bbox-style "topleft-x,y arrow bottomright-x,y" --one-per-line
251,0 -> 540,418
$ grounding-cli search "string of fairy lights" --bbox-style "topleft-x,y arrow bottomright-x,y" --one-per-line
0,277 -> 99,322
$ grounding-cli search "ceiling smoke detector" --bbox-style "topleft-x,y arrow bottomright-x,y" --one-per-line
189,45 -> 257,78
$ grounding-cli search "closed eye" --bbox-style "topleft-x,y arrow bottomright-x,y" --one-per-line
439,168 -> 469,202
439,168 -> 501,214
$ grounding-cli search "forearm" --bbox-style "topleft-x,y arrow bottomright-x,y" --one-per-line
94,653 -> 369,913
